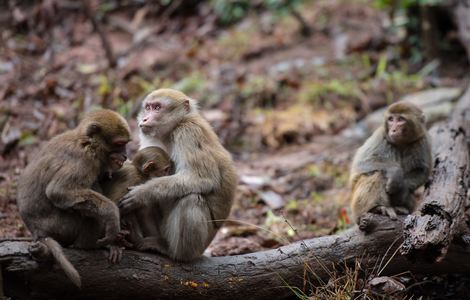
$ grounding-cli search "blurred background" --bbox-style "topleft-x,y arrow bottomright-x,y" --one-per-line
0,0 -> 468,269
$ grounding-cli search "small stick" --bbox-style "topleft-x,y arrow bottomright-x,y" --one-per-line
82,0 -> 116,68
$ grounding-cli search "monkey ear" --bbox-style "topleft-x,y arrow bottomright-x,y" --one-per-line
183,100 -> 190,113
86,123 -> 101,137
419,113 -> 426,124
142,161 -> 156,174
163,164 -> 171,175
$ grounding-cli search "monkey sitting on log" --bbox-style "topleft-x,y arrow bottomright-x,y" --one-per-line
16,109 -> 131,287
349,101 -> 432,231
119,88 -> 238,262
101,146 -> 172,251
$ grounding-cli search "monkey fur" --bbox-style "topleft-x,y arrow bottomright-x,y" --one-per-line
349,101 -> 432,230
102,146 -> 171,250
17,109 -> 131,287
119,89 -> 238,262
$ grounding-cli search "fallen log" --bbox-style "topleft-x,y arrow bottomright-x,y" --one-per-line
401,86 -> 470,262
1,214 -> 470,300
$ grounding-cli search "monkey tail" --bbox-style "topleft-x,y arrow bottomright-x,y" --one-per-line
41,237 -> 82,288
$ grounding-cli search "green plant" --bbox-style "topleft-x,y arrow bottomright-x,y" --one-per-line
211,0 -> 250,25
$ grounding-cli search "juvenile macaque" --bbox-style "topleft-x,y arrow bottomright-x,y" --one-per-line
119,88 -> 238,261
349,101 -> 432,229
102,146 -> 171,250
17,109 -> 131,287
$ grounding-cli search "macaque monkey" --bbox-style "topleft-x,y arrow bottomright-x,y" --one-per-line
119,88 -> 238,262
349,101 -> 432,229
101,146 -> 171,250
17,109 -> 131,287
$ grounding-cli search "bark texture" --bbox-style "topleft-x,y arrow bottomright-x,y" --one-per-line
2,215 -> 470,300
401,87 -> 470,262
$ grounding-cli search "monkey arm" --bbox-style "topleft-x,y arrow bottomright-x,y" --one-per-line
120,141 -> 221,214
119,171 -> 219,214
46,169 -> 121,246
404,166 -> 430,191
404,140 -> 432,191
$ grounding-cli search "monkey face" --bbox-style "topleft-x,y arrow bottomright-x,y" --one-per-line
81,109 -> 131,169
386,114 -> 408,144
385,101 -> 426,145
139,90 -> 191,138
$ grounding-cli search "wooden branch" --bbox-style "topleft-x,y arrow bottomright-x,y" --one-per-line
82,0 -> 116,68
454,0 -> 470,60
2,215 -> 470,300
401,86 -> 470,262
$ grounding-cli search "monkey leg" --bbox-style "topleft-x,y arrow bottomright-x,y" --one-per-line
351,172 -> 389,224
372,205 -> 397,220
134,236 -> 169,255
163,194 -> 211,262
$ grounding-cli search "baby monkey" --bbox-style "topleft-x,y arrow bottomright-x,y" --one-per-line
102,146 -> 171,250
349,101 -> 432,230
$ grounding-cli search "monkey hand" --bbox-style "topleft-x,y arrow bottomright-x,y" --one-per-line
115,230 -> 133,248
118,185 -> 149,215
106,245 -> 123,264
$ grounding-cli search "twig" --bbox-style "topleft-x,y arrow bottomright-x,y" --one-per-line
82,0 -> 116,68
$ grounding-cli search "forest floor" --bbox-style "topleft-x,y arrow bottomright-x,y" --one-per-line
0,0 -> 469,298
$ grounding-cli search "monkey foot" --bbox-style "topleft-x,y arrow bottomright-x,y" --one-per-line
375,206 -> 397,220
394,207 -> 410,215
29,241 -> 51,261
135,237 -> 167,255
358,213 -> 377,233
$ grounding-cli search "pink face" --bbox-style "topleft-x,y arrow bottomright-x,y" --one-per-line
139,99 -> 165,133
387,114 -> 407,142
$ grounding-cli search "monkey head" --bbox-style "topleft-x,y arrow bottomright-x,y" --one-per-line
78,109 -> 131,170
384,101 -> 426,145
138,89 -> 196,139
132,146 -> 171,178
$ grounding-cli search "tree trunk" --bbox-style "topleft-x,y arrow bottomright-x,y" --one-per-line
454,0 -> 470,60
2,214 -> 470,300
401,86 -> 470,262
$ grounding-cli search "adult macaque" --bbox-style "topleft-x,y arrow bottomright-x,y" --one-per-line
119,88 -> 238,261
349,101 -> 432,230
102,146 -> 171,250
17,109 -> 131,287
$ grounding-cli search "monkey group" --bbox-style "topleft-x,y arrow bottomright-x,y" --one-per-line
16,88 -> 431,288
17,89 -> 237,287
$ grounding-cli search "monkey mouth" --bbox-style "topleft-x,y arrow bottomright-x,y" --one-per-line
139,124 -> 152,134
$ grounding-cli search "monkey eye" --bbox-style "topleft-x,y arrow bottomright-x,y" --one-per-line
387,116 -> 394,122
145,102 -> 162,111
152,102 -> 162,111
398,116 -> 406,122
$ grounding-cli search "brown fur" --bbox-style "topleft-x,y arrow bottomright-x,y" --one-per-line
17,109 -> 131,287
119,89 -> 238,261
102,146 -> 171,250
349,102 -> 432,228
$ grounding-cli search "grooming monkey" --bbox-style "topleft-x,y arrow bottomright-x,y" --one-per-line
119,88 -> 238,261
349,101 -> 432,229
101,146 -> 171,250
17,109 -> 131,287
